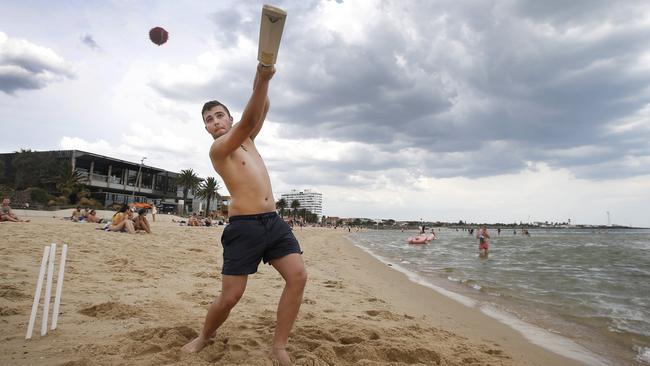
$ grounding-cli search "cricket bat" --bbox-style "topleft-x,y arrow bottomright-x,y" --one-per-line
258,4 -> 287,66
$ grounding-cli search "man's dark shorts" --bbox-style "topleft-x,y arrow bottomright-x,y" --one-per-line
220,212 -> 302,275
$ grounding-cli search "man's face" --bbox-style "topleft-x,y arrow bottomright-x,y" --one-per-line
203,105 -> 233,139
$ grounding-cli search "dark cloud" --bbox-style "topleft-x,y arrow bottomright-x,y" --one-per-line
210,8 -> 254,45
152,1 -> 650,180
80,34 -> 100,50
0,32 -> 75,94
0,66 -> 46,94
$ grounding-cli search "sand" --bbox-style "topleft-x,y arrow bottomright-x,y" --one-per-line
0,216 -> 586,365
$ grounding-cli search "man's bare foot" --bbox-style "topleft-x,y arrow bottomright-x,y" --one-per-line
181,336 -> 208,353
271,347 -> 292,366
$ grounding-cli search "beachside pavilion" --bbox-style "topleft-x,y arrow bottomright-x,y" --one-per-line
1,150 -> 181,213
68,150 -> 181,211
0,149 -> 230,216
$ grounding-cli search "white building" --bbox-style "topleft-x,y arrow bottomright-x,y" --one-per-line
281,189 -> 323,217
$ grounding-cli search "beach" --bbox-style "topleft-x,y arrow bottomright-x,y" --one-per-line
1,215 -> 585,365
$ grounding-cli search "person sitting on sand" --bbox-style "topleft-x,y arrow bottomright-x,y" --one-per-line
108,205 -> 135,234
71,206 -> 82,222
188,213 -> 201,227
477,226 -> 490,258
1,198 -> 30,222
133,208 -> 151,233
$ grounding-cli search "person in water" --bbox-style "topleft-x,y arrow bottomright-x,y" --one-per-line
477,226 -> 490,258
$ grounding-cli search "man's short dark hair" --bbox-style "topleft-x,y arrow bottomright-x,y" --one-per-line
201,100 -> 231,121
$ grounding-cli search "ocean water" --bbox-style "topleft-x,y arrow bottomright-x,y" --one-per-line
347,228 -> 650,366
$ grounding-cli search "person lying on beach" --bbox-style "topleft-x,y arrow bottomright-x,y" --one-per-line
85,209 -> 103,223
133,208 -> 151,233
108,205 -> 135,234
182,63 -> 307,366
0,198 -> 30,222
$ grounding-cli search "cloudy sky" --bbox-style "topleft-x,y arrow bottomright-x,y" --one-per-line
1,0 -> 649,226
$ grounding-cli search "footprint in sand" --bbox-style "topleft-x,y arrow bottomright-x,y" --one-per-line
193,271 -> 220,279
338,336 -> 364,345
365,297 -> 386,303
302,298 -> 316,305
0,306 -> 20,316
105,258 -> 129,266
323,280 -> 343,289
364,310 -> 404,321
0,284 -> 29,300
295,326 -> 337,342
78,302 -> 145,320
483,348 -> 507,357
121,326 -> 197,358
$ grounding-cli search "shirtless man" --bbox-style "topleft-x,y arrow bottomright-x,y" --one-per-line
182,63 -> 307,365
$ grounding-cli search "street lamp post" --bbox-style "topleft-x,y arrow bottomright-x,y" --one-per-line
131,157 -> 147,202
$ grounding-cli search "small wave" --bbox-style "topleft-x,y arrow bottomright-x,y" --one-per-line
461,279 -> 482,291
636,346 -> 650,364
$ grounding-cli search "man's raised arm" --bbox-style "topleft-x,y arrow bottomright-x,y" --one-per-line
250,69 -> 270,141
210,64 -> 275,158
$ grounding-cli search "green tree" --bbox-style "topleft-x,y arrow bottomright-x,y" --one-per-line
55,162 -> 88,204
276,198 -> 287,218
290,199 -> 300,221
177,169 -> 203,215
11,149 -> 60,190
195,177 -> 221,217
299,208 -> 307,222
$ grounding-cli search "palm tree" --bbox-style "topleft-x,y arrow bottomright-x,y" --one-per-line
195,177 -> 221,217
290,199 -> 300,221
56,162 -> 87,204
276,198 -> 287,218
177,169 -> 203,215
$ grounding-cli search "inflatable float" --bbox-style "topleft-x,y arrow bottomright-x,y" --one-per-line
407,233 -> 435,244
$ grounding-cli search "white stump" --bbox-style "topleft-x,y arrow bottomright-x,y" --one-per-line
51,244 -> 68,330
41,243 -> 56,336
26,245 -> 50,340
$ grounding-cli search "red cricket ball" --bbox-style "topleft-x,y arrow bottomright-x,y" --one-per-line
149,27 -> 169,46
